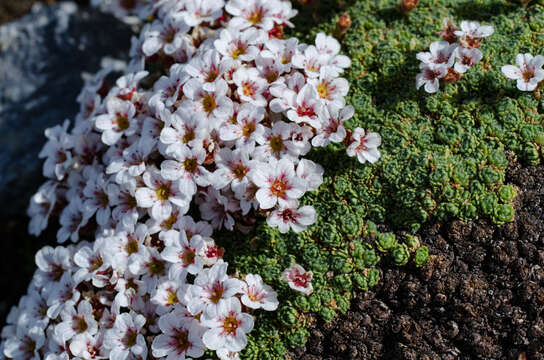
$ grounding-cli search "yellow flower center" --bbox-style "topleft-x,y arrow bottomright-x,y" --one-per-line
117,115 -> 130,131
155,184 -> 171,201
202,94 -> 217,114
222,315 -> 240,335
317,83 -> 328,98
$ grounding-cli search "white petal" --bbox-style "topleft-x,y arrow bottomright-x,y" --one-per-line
501,65 -> 522,80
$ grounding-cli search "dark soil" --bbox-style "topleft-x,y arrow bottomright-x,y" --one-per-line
293,161 -> 544,360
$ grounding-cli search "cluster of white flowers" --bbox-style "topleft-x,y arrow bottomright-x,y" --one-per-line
10,0 -> 383,359
502,54 -> 544,91
28,0 -> 381,243
1,228 -> 279,360
416,20 -> 494,94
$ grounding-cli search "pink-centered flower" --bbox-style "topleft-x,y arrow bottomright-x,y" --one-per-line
201,297 -> 254,352
346,127 -> 382,164
415,63 -> 448,94
249,158 -> 306,210
416,41 -> 457,67
266,201 -> 317,233
135,167 -> 189,221
280,263 -> 313,295
454,47 -> 482,74
187,260 -> 244,317
151,310 -> 206,360
240,274 -> 279,311
502,53 -> 544,91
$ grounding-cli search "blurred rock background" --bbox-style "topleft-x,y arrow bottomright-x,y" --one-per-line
0,0 -> 132,323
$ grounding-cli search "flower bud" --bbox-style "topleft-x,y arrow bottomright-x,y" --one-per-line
335,12 -> 351,38
400,0 -> 419,12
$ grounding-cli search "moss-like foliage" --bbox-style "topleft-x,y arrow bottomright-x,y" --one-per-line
213,0 -> 544,358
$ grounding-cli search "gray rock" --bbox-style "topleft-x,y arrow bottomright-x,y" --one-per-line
0,2 -> 133,217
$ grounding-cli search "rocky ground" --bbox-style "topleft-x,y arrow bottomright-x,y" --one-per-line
293,159 -> 544,359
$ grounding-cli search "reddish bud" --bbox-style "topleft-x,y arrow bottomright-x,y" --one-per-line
335,13 -> 351,38
400,0 -> 419,12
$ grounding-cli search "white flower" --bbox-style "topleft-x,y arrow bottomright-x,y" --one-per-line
233,67 -> 268,106
94,97 -> 138,145
198,237 -> 225,266
39,120 -> 74,181
180,78 -> 233,128
217,349 -> 241,360
187,260 -> 244,316
54,300 -> 98,342
159,110 -> 206,154
291,44 -> 328,78
255,55 -> 285,84
249,158 -> 306,209
502,53 -> 544,91
454,20 -> 494,39
415,63 -> 448,93
226,0 -> 277,30
135,167 -> 189,221
115,70 -> 149,102
416,41 -> 457,67
104,312 -> 148,360
296,159 -> 323,192
27,181 -> 59,236
151,280 -> 185,315
183,0 -> 224,27
111,179 -> 141,233
346,127 -> 382,164
161,145 -> 212,197
149,65 -> 191,110
161,230 -> 205,277
240,274 -> 279,310
104,224 -> 147,271
261,38 -> 298,73
201,297 -> 254,352
57,198 -> 90,243
177,216 -> 213,239
69,332 -> 108,359
280,263 -> 313,295
128,245 -> 168,291
214,28 -> 263,62
308,68 -> 349,107
266,201 -> 317,233
142,15 -> 190,56
44,273 -> 81,319
454,47 -> 483,74
16,293 -> 49,330
185,49 -> 233,91
73,238 -> 111,286
219,103 -> 266,148
82,171 -> 118,227
285,84 -> 323,129
213,147 -> 254,192
254,121 -> 296,160
312,104 -> 350,147
3,325 -> 45,360
151,310 -> 206,359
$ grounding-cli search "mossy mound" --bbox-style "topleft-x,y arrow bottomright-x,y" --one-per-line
213,1 -> 544,359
